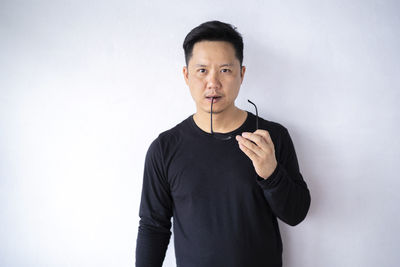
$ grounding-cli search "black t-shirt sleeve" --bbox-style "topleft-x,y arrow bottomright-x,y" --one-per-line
256,127 -> 311,226
135,137 -> 173,267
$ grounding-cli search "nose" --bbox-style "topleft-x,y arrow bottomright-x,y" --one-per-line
207,70 -> 221,89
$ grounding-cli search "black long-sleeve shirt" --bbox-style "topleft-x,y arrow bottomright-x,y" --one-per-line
136,111 -> 311,267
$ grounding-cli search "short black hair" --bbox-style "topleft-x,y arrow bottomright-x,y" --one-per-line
183,20 -> 244,67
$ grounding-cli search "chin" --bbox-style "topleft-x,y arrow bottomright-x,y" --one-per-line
207,108 -> 224,114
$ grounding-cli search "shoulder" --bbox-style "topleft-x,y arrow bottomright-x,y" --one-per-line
147,115 -> 191,156
158,116 -> 190,144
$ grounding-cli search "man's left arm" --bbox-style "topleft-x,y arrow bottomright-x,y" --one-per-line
236,127 -> 311,226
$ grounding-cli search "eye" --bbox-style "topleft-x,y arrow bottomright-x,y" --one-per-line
221,68 -> 232,73
198,68 -> 206,73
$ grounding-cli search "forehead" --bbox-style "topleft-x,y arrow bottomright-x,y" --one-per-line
190,41 -> 238,65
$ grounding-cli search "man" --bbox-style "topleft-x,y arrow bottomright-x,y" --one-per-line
135,20 -> 311,267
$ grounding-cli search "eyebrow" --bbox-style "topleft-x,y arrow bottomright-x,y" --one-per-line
194,63 -> 234,67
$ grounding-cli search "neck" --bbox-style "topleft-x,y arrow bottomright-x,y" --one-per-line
193,105 -> 247,134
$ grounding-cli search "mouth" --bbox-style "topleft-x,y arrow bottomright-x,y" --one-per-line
206,96 -> 222,103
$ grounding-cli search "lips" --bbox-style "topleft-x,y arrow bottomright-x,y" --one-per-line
205,96 -> 222,103
206,95 -> 222,99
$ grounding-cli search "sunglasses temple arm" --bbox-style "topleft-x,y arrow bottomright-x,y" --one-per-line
247,99 -> 259,130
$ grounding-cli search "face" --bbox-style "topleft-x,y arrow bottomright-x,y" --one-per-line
183,41 -> 246,115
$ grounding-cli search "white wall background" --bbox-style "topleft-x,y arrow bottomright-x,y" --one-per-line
1,0 -> 399,266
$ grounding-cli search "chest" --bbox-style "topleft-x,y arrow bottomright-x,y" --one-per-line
166,139 -> 261,202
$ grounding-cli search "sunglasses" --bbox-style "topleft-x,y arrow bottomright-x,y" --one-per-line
210,97 -> 259,141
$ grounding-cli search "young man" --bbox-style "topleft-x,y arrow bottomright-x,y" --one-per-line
135,21 -> 311,267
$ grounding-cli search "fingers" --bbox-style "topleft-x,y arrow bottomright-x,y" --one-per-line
236,134 -> 263,157
236,130 -> 275,158
241,131 -> 270,151
236,137 -> 258,161
236,129 -> 278,178
253,129 -> 273,145
256,130 -> 276,155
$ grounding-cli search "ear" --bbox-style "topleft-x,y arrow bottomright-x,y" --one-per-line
240,65 -> 246,84
183,66 -> 189,85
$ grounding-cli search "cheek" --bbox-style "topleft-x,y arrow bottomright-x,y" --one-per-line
189,77 -> 205,88
225,79 -> 241,95
188,82 -> 204,100
191,83 -> 208,99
